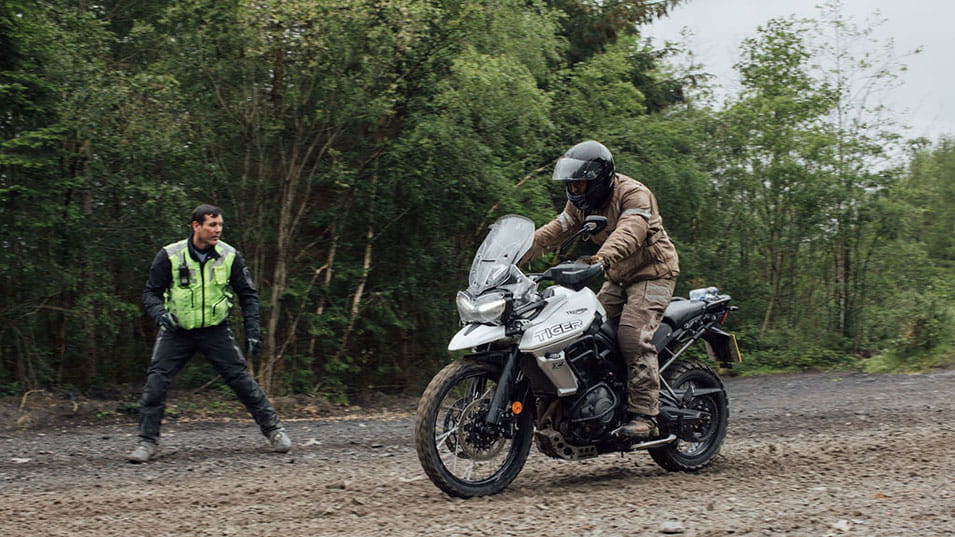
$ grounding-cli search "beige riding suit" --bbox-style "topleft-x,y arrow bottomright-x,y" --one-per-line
523,174 -> 679,416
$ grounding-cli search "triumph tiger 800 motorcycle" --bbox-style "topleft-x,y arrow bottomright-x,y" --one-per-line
414,214 -> 742,497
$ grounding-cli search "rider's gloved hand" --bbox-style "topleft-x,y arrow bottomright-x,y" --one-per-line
157,312 -> 179,330
246,337 -> 262,357
577,255 -> 608,270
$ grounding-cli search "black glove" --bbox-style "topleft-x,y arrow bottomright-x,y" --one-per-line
157,312 -> 179,330
246,338 -> 262,356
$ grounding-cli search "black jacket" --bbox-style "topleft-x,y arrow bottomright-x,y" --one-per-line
142,235 -> 261,340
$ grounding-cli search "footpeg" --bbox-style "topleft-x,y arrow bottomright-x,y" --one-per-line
609,429 -> 677,449
628,434 -> 677,449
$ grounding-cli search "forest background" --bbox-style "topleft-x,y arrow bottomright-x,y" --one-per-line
2,0 -> 953,403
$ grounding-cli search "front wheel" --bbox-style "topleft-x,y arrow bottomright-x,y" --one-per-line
649,359 -> 728,472
414,358 -> 533,497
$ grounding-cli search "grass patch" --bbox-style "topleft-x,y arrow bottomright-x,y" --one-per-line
861,342 -> 955,373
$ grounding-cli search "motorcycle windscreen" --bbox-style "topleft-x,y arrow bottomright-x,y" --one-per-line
468,214 -> 535,295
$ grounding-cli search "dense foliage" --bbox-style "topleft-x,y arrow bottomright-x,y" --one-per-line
1,0 -> 951,399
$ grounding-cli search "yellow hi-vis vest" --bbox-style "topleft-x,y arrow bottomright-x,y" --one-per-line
163,239 -> 236,329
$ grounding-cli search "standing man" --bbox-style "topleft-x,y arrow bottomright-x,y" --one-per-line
522,141 -> 680,438
128,204 -> 292,463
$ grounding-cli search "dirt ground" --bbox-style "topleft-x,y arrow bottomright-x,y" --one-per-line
1,367 -> 953,537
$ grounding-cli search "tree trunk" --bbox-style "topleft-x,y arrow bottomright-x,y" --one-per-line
334,174 -> 378,364
309,222 -> 338,358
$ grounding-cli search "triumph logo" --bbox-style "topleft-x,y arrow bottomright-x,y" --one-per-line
565,308 -> 587,315
534,319 -> 584,343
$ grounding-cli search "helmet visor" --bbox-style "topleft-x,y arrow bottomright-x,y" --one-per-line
552,157 -> 603,182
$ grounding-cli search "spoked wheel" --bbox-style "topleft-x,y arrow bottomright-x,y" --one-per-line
414,358 -> 533,497
649,359 -> 728,472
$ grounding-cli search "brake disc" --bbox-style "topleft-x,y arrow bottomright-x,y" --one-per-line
457,398 -> 506,461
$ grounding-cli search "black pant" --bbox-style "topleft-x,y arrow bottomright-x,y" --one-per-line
138,323 -> 281,443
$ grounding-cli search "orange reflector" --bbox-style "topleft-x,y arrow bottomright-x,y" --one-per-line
511,401 -> 523,415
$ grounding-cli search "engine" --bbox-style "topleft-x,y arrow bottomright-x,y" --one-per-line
522,315 -> 628,448
559,330 -> 625,444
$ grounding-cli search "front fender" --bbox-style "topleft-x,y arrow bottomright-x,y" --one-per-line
448,323 -> 507,351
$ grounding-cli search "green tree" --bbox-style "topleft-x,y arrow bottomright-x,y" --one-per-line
144,0 -> 569,394
861,139 -> 955,366
903,139 -> 955,265
716,18 -> 837,336
0,0 -> 730,397
1,1 -> 193,390
546,0 -> 686,65
809,0 -> 914,347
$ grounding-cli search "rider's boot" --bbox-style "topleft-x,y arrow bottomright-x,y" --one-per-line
618,415 -> 658,439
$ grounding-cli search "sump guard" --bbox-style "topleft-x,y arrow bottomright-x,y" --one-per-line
702,327 -> 742,364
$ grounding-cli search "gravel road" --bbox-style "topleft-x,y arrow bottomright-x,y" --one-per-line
2,368 -> 953,537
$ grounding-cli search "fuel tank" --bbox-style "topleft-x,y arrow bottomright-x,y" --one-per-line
519,286 -> 605,357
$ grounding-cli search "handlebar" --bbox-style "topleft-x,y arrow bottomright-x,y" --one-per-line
513,299 -> 547,317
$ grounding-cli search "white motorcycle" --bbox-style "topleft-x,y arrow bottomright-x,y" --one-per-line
414,214 -> 742,497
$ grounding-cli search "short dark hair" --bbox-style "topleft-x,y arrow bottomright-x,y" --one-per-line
191,204 -> 223,224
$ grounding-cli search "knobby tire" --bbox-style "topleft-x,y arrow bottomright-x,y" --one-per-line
414,358 -> 533,498
649,358 -> 729,472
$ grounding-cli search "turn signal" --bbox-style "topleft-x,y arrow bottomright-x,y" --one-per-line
510,401 -> 523,415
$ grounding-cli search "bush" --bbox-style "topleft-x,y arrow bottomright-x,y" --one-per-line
861,343 -> 955,373
734,328 -> 856,374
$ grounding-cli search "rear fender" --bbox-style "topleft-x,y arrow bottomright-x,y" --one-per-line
702,327 -> 743,366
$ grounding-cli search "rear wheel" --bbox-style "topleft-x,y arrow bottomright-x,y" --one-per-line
414,358 -> 533,497
649,359 -> 728,472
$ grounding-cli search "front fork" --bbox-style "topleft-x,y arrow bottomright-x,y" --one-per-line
484,347 -> 521,427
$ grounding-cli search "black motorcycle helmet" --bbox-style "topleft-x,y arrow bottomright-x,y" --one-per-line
552,140 -> 615,212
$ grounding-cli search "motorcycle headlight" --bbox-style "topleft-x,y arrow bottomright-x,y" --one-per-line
456,291 -> 509,324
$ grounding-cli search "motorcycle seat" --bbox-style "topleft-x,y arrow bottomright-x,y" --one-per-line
602,299 -> 703,336
663,299 -> 705,328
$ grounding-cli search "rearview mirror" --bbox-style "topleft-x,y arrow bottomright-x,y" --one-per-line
558,215 -> 609,261
582,215 -> 608,234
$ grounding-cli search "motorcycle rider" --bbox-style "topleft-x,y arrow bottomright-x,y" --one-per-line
127,204 -> 292,462
521,141 -> 679,438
